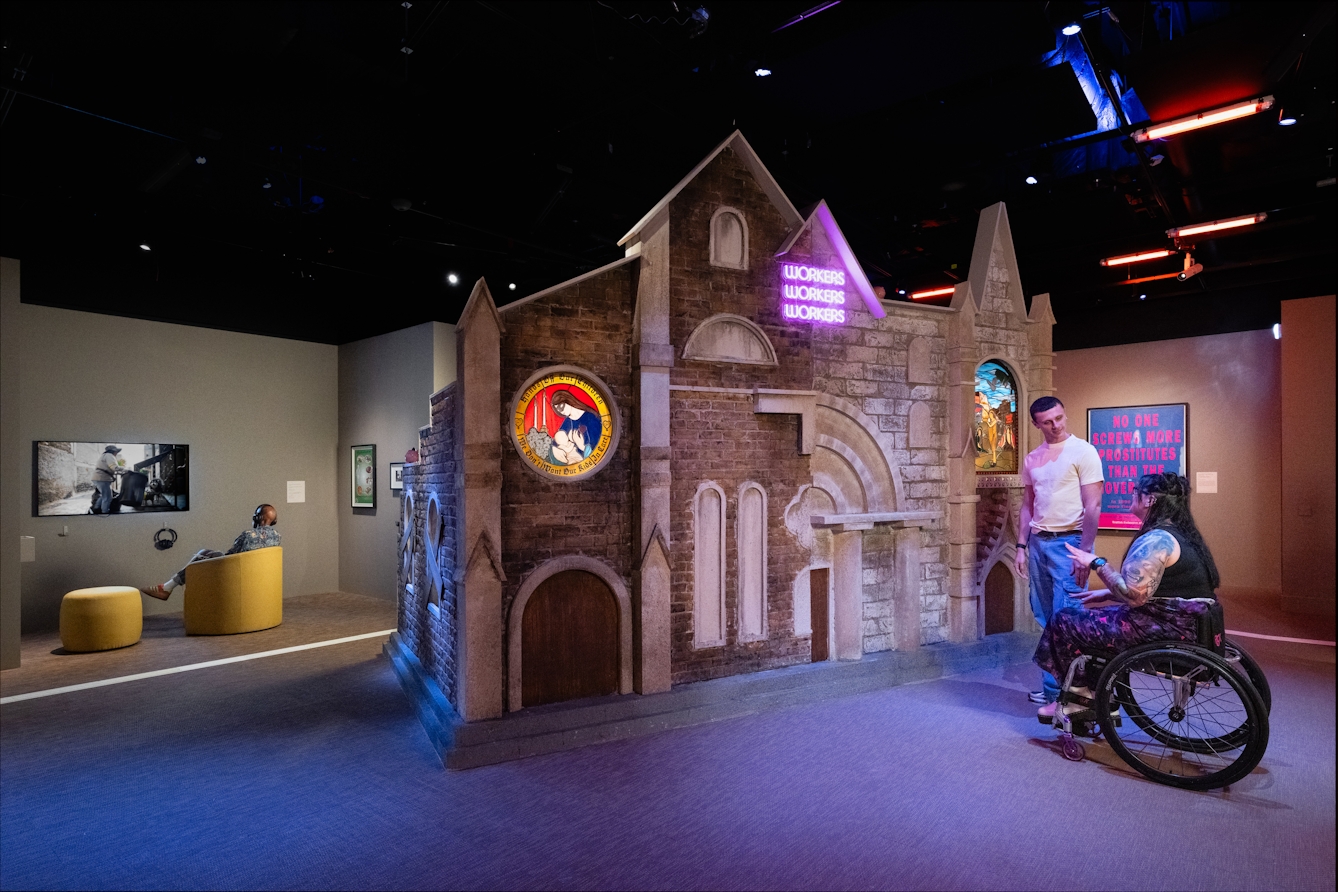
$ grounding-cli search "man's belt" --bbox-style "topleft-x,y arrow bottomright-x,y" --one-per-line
1032,529 -> 1081,539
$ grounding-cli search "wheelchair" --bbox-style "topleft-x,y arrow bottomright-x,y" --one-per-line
1041,600 -> 1271,791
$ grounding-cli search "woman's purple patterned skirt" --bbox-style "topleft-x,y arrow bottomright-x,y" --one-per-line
1034,598 -> 1214,689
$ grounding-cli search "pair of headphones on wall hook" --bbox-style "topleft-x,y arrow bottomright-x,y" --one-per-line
154,526 -> 178,551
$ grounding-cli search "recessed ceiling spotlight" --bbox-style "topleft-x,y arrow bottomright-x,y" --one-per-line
195,156 -> 206,164
508,283 -> 517,291
1062,23 -> 1082,35
1139,294 -> 1147,300
897,289 -> 906,296
1025,176 -> 1038,185
755,68 -> 771,77
262,179 -> 272,189
139,243 -> 151,252
447,273 -> 459,285
1279,116 -> 1297,126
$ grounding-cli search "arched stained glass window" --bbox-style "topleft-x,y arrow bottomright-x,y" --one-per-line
975,360 -> 1019,473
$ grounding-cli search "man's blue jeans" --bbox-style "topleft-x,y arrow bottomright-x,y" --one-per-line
1028,531 -> 1085,701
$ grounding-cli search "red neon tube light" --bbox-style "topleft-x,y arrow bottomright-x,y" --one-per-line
910,287 -> 955,300
1132,96 -> 1274,142
1166,213 -> 1266,239
1100,249 -> 1174,266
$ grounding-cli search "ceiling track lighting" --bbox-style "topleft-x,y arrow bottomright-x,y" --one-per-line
1132,96 -> 1274,142
1166,213 -> 1266,240
1100,249 -> 1175,266
910,286 -> 955,300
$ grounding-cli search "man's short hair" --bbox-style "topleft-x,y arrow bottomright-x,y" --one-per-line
1029,396 -> 1064,420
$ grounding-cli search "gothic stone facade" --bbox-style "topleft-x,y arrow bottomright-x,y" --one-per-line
395,132 -> 1055,721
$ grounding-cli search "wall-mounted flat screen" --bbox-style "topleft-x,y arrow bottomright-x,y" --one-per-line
33,442 -> 190,516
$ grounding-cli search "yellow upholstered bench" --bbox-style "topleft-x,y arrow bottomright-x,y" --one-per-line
184,546 -> 283,635
60,586 -> 143,652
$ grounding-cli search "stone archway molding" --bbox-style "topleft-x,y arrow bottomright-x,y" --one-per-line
814,394 -> 905,510
507,555 -> 634,711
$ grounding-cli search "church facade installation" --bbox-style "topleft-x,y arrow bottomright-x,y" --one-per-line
391,132 -> 1056,733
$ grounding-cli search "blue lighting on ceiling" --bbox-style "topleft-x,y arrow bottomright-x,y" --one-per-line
1041,26 -> 1151,178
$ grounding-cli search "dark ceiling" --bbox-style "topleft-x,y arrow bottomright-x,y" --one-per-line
2,1 -> 1333,349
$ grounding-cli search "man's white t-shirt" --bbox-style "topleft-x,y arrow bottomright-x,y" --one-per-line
1022,435 -> 1103,532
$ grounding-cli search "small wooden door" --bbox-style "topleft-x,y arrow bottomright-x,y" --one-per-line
810,568 -> 830,662
521,569 -> 619,707
984,562 -> 1015,635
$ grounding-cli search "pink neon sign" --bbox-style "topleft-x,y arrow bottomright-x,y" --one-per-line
781,263 -> 847,324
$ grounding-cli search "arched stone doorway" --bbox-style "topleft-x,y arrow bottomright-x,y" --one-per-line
521,569 -> 619,707
508,556 -> 634,711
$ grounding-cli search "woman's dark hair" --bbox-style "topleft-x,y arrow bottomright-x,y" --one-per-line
1136,472 -> 1220,589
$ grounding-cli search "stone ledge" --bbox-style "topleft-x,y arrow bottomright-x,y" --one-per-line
387,630 -> 1037,770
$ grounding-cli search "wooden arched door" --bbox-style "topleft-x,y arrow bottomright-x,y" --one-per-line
521,569 -> 619,707
984,561 -> 1015,635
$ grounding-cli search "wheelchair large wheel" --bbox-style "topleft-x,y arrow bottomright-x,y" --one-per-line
1096,643 -> 1269,790
1223,637 -> 1272,714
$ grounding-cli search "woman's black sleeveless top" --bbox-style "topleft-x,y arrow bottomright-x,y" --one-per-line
1151,526 -> 1216,600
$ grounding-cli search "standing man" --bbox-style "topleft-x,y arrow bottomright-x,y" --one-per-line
1014,396 -> 1103,705
91,445 -> 124,514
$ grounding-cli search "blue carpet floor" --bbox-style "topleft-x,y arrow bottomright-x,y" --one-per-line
1,616 -> 1333,890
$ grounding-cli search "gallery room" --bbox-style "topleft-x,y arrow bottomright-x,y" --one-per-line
1,2 -> 1333,890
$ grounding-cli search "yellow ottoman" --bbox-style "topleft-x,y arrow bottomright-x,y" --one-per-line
60,586 -> 143,652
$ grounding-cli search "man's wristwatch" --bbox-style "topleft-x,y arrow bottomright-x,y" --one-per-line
1089,557 -> 1107,571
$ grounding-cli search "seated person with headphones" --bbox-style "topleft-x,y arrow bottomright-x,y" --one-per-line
141,504 -> 280,600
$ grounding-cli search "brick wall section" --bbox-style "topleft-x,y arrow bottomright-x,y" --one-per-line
666,147 -> 815,683
496,266 -> 636,705
668,147 -> 812,392
808,219 -> 952,646
668,393 -> 811,683
397,385 -> 460,708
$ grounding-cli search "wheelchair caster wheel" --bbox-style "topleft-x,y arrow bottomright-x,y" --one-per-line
1061,734 -> 1086,762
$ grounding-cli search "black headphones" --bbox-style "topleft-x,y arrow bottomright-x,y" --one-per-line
154,527 -> 178,551
253,504 -> 276,527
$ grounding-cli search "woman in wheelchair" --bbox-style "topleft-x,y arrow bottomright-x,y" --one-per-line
1033,472 -> 1219,720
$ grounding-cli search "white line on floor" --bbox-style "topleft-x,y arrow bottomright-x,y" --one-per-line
1227,629 -> 1336,647
0,629 -> 397,705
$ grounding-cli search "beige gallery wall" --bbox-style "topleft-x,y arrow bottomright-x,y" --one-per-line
1054,327 -> 1282,594
336,321 -> 454,600
1280,296 -> 1336,614
15,298 -> 341,633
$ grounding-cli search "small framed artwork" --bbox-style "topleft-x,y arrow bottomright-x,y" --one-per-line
389,462 -> 405,492
1087,404 -> 1188,530
351,444 -> 376,508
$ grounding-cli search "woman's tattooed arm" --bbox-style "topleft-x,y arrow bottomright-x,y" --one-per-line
1107,529 -> 1178,607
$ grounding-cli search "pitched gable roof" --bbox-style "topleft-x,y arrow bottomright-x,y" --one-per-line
966,202 -> 1027,321
617,130 -> 804,248
777,200 -> 885,319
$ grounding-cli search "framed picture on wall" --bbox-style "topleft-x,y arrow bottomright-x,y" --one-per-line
351,444 -> 376,508
388,462 -> 405,492
1087,404 -> 1188,530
